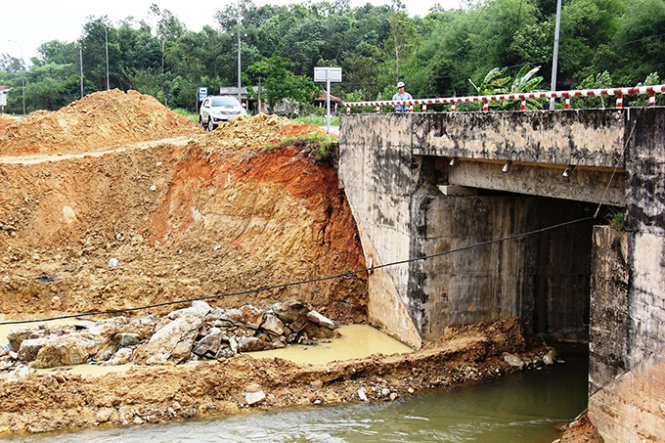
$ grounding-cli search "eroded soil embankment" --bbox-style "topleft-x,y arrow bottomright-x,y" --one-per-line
0,141 -> 366,322
0,93 -> 561,438
0,317 -> 553,436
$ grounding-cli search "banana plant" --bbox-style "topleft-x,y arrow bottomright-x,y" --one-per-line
469,65 -> 545,110
505,65 -> 545,110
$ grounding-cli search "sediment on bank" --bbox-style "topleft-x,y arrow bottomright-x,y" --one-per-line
0,317 -> 554,436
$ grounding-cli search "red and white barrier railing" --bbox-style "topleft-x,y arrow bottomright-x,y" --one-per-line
343,84 -> 665,114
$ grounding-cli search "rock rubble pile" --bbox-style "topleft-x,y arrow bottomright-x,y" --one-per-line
0,300 -> 337,379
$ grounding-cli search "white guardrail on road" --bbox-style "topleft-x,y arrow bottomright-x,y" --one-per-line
343,84 -> 665,113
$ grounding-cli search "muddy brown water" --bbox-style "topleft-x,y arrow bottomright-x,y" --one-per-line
4,324 -> 587,442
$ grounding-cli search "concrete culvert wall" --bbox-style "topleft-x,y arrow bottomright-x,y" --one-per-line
408,184 -> 597,343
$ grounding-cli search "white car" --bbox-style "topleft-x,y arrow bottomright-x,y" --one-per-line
199,95 -> 247,131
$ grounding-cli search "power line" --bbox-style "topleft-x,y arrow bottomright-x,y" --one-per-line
0,216 -> 594,327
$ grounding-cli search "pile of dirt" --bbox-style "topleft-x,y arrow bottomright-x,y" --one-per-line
0,317 -> 554,436
198,114 -> 327,152
0,115 -> 15,136
0,89 -> 203,156
558,411 -> 603,442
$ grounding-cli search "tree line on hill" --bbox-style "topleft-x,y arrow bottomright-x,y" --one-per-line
0,0 -> 663,114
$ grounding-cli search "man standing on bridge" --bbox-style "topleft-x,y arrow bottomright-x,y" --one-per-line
393,81 -> 412,113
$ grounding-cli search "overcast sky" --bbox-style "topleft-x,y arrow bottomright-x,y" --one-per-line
0,0 -> 462,64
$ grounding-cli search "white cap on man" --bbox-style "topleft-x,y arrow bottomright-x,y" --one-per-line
397,81 -> 405,88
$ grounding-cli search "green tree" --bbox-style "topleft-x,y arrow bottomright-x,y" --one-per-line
247,56 -> 319,113
385,10 -> 418,83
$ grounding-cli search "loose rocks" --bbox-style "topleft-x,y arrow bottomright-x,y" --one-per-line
1,300 -> 339,375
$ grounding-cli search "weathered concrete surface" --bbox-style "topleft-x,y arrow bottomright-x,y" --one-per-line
340,108 -> 665,442
589,354 -> 665,443
586,109 -> 665,441
409,189 -> 593,341
448,160 -> 624,205
589,226 -> 629,394
358,226 -> 422,349
339,114 -> 421,344
412,110 -> 624,167
340,112 -> 596,342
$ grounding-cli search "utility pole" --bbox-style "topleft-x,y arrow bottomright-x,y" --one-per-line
105,27 -> 110,90
237,0 -> 242,104
79,45 -> 84,98
550,0 -> 562,110
258,76 -> 262,113
8,40 -> 25,115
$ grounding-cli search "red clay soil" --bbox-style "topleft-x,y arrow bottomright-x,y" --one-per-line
559,411 -> 604,442
0,115 -> 15,136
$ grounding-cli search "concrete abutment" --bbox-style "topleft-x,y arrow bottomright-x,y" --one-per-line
340,108 -> 665,441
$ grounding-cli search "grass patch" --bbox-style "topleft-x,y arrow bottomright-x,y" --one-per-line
265,132 -> 338,162
608,210 -> 626,231
173,108 -> 199,121
291,114 -> 339,127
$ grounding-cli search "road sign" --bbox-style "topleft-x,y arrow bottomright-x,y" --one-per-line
314,67 -> 342,136
314,67 -> 342,83
197,86 -> 209,102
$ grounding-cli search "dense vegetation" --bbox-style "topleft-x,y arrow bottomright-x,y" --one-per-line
0,0 -> 663,114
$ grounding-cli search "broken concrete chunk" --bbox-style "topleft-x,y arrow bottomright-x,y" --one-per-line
192,328 -> 223,358
103,348 -> 133,366
190,301 -> 212,317
134,311 -> 204,364
503,353 -> 524,369
306,310 -> 336,330
17,337 -> 47,362
33,336 -> 98,368
261,313 -> 285,337
237,336 -> 266,352
222,305 -> 263,330
245,390 -> 266,406
271,301 -> 308,324
7,327 -> 38,352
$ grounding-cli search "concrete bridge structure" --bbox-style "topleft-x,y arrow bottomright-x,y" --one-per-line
338,107 -> 665,442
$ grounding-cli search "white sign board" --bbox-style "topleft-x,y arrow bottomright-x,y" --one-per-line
314,67 -> 342,83
0,93 -> 6,107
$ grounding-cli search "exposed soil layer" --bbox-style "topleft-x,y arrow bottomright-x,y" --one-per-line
559,411 -> 604,442
0,317 -> 554,436
0,115 -> 15,136
0,140 -> 366,322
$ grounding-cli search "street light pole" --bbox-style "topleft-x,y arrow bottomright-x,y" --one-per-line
105,27 -> 110,90
237,0 -> 242,104
549,0 -> 562,110
79,45 -> 84,98
8,39 -> 25,115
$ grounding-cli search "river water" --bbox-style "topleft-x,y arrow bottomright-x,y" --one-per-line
11,352 -> 588,442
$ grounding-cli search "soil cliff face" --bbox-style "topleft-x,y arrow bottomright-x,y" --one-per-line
0,91 -> 366,322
